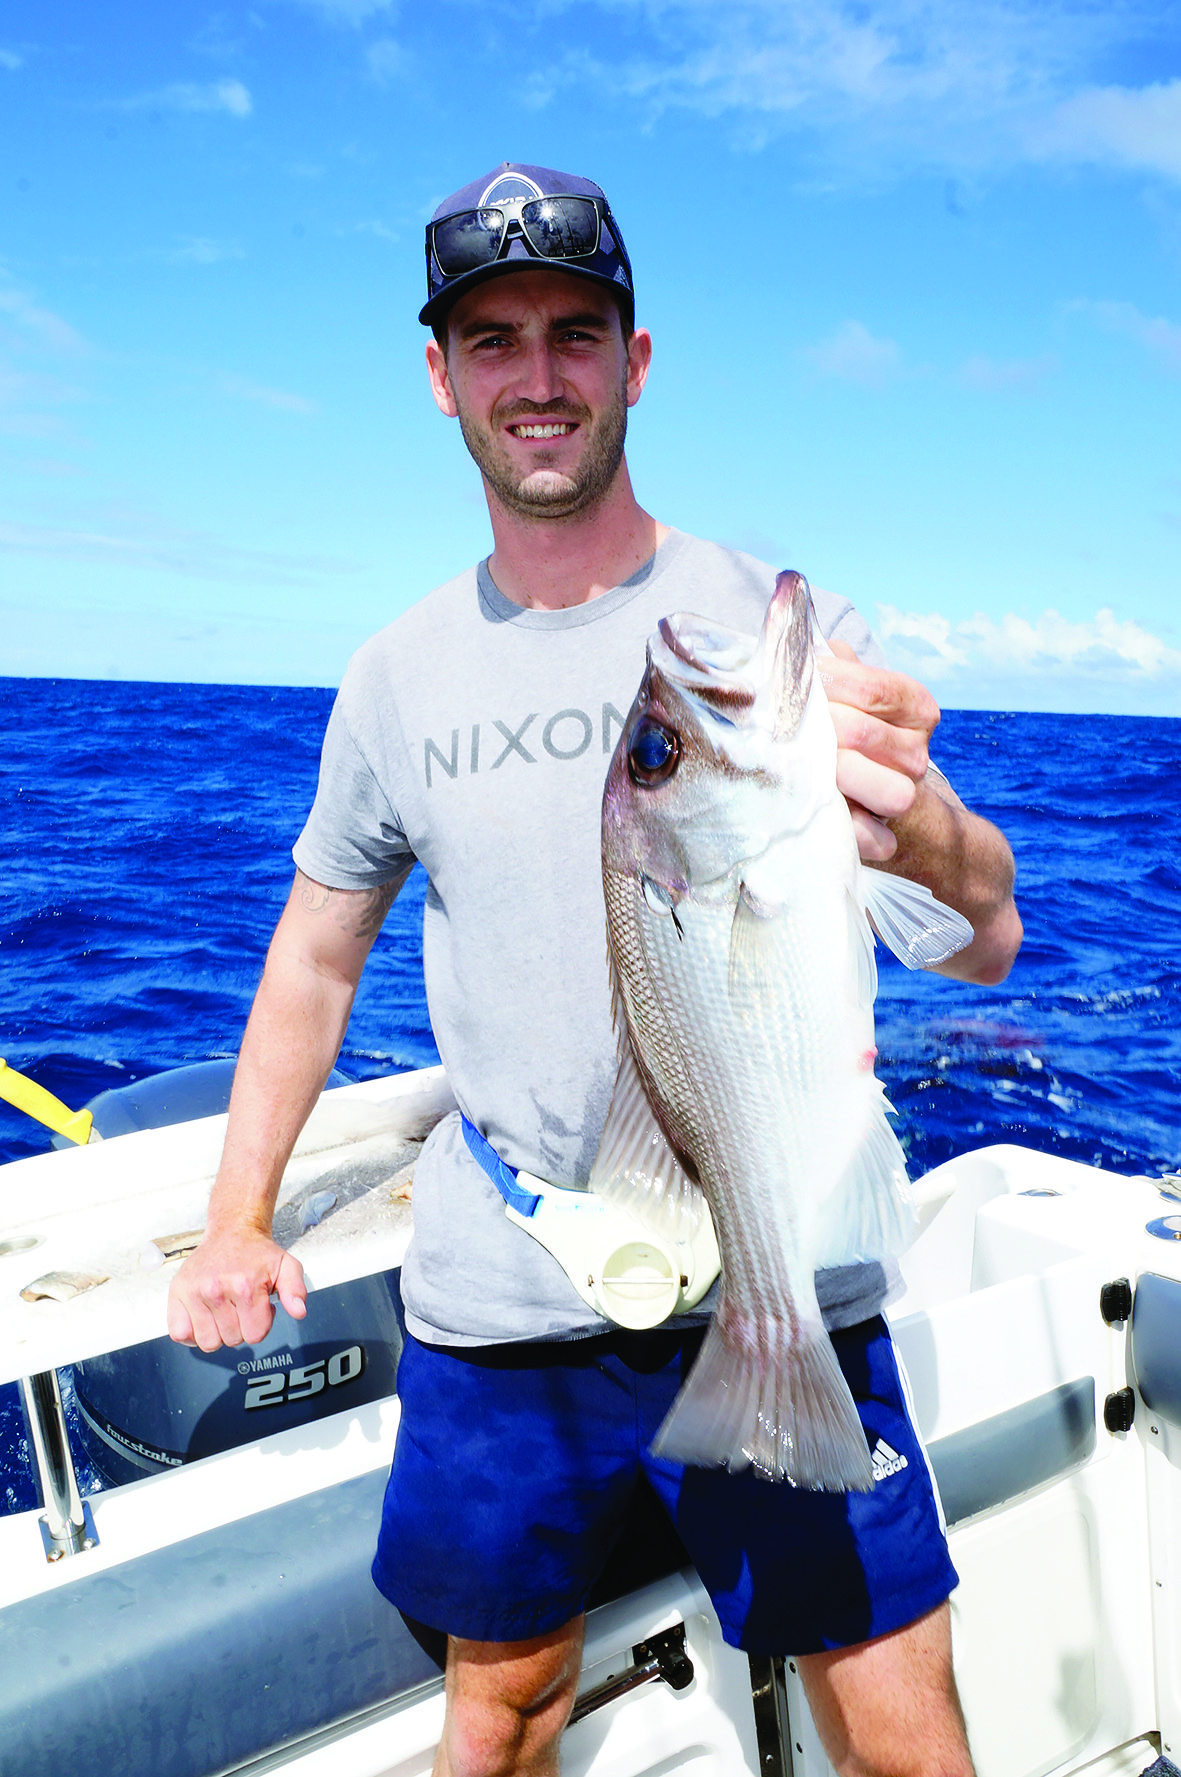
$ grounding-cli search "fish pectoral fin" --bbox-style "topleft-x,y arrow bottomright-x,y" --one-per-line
861,869 -> 974,970
813,1091 -> 917,1265
728,882 -> 783,1006
589,1041 -> 706,1243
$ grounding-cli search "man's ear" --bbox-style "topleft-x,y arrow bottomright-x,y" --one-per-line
426,337 -> 458,418
625,327 -> 653,409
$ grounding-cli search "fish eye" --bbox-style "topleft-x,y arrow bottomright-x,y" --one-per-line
627,717 -> 680,787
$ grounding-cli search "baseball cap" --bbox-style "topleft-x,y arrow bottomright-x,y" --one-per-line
420,163 -> 634,328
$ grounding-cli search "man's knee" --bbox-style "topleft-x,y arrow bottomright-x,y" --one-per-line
436,1619 -> 585,1777
796,1602 -> 974,1777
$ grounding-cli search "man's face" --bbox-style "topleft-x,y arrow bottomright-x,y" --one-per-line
425,269 -> 651,522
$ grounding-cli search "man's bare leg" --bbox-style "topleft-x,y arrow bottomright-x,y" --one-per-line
796,1602 -> 974,1777
433,1616 -> 586,1777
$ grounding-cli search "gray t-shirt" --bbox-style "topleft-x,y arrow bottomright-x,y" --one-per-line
294,529 -> 892,1346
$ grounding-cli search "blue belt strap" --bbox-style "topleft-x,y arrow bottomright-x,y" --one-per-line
461,1116 -> 543,1219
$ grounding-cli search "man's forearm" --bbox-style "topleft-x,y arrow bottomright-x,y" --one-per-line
205,943 -> 358,1238
881,769 -> 1022,985
169,870 -> 399,1351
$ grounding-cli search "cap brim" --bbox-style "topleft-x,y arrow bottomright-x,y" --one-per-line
419,258 -> 634,328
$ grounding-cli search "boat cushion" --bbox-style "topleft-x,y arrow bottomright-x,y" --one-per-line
0,1462 -> 692,1777
926,1376 -> 1096,1527
0,1468 -> 440,1777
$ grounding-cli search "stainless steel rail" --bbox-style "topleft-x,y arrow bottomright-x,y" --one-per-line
569,1622 -> 694,1725
19,1369 -> 98,1561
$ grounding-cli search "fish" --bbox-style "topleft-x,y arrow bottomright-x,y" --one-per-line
20,1269 -> 109,1304
592,569 -> 973,1489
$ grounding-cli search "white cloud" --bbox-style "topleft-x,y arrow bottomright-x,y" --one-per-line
800,319 -> 902,386
0,48 -> 22,71
0,363 -> 85,440
217,373 -> 319,414
875,607 -> 970,671
959,352 -> 1057,390
1073,298 -> 1181,373
878,602 -> 1181,692
366,37 -> 407,81
1034,78 -> 1181,181
0,596 -> 367,687
120,79 -> 253,117
169,236 -> 247,265
0,281 -> 90,356
502,2 -> 1181,185
349,218 -> 399,241
0,516 -> 346,583
281,0 -> 395,23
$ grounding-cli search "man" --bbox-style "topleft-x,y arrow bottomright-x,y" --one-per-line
169,163 -> 1022,1777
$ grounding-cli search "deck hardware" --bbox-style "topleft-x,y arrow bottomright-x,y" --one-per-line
569,1621 -> 693,1725
1018,1188 -> 1060,1197
748,1654 -> 793,1777
1100,1279 -> 1133,1326
1103,1387 -> 1136,1433
19,1369 -> 99,1561
0,1235 -> 43,1258
1147,1217 -> 1181,1242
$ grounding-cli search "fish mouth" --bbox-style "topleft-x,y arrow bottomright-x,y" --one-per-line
656,614 -> 758,680
651,616 -> 761,727
651,572 -> 814,738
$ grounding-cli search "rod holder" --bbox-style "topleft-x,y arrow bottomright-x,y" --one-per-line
19,1369 -> 98,1562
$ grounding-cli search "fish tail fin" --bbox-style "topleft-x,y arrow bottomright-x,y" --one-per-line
814,1093 -> 917,1267
651,1309 -> 873,1491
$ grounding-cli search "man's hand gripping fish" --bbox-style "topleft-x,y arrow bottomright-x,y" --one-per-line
593,570 -> 972,1490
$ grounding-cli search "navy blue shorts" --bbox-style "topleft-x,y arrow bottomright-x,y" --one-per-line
371,1317 -> 957,1655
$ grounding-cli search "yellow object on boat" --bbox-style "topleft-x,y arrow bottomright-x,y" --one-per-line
0,1058 -> 96,1146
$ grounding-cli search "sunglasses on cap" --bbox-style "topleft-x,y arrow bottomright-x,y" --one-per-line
429,193 -> 611,279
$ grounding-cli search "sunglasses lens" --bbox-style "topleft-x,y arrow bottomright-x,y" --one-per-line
521,197 -> 600,259
433,207 -> 505,276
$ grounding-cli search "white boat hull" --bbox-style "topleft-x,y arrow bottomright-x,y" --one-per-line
2,1075 -> 1179,1777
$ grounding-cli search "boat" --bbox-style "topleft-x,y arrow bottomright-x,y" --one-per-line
1,1059 -> 1180,1777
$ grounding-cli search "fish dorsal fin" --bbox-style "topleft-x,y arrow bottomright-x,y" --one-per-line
590,1036 -> 707,1244
861,870 -> 974,971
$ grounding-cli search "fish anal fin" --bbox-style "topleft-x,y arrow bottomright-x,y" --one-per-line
651,1308 -> 873,1491
813,1092 -> 916,1266
589,1039 -> 706,1243
861,870 -> 974,971
847,883 -> 877,1008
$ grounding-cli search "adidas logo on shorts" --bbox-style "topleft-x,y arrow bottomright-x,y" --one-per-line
871,1439 -> 909,1483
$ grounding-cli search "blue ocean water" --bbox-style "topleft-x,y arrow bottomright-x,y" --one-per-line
2,679 -> 1180,1509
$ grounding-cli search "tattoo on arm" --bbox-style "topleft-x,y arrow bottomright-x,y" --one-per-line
295,871 -> 399,939
349,881 -> 398,939
298,876 -> 333,914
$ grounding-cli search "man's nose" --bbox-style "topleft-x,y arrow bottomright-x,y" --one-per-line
513,339 -> 565,404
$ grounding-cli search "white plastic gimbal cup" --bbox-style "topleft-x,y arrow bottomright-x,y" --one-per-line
506,1174 -> 721,1330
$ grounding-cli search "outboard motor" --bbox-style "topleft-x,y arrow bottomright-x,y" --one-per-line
73,1277 -> 404,1484
64,1059 -> 404,1485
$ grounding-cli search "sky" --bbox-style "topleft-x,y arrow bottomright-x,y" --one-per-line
1,1 -> 1179,714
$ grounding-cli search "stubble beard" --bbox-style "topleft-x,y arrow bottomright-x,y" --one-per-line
457,374 -> 629,522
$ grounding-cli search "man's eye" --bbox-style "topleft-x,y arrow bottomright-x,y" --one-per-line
627,718 -> 680,787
